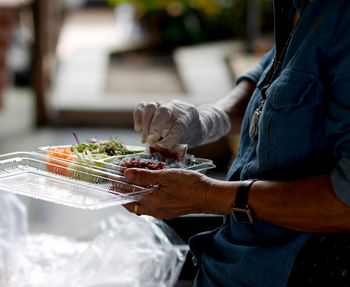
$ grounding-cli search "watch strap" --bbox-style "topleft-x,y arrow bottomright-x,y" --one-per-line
234,179 -> 258,208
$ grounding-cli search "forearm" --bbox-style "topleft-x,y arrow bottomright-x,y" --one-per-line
204,174 -> 350,232
215,79 -> 256,134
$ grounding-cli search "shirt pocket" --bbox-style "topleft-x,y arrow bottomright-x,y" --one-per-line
260,69 -> 327,173
265,69 -> 318,109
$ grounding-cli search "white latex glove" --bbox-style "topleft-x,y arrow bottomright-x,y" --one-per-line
133,100 -> 231,150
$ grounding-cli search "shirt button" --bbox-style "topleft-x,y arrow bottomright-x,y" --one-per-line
192,256 -> 198,267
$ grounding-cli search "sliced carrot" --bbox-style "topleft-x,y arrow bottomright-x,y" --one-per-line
46,147 -> 75,176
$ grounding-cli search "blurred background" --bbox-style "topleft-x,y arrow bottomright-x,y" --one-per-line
0,0 -> 274,285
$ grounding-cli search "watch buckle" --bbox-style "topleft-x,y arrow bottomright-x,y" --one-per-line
231,205 -> 255,224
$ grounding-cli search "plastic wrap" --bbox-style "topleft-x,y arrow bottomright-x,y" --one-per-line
0,199 -> 188,287
0,192 -> 27,287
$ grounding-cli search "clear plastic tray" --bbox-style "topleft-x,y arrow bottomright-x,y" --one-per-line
0,152 -> 154,209
37,145 -> 143,176
38,145 -> 216,174
105,153 -> 216,175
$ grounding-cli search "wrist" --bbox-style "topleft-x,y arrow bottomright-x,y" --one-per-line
189,105 -> 231,148
200,178 -> 239,215
231,179 -> 258,224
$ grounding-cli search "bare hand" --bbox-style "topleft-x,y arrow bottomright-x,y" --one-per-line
122,168 -> 215,219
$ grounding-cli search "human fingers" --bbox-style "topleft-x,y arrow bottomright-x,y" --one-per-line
159,101 -> 197,148
159,118 -> 185,149
141,102 -> 159,143
124,168 -> 200,189
133,102 -> 159,142
146,103 -> 173,145
124,169 -> 212,217
122,202 -> 136,214
133,102 -> 146,131
124,168 -> 164,186
123,201 -> 142,216
122,201 -> 177,219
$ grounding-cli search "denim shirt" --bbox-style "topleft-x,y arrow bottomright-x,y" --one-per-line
189,0 -> 350,286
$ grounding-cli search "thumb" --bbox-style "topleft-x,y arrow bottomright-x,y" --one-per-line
124,168 -> 161,186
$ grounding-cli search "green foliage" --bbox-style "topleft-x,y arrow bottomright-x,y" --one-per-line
108,0 -> 228,15
108,0 -> 274,47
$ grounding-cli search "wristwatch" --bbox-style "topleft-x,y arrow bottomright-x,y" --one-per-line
231,179 -> 258,224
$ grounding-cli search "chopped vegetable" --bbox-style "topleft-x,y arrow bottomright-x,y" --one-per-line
46,147 -> 106,182
46,147 -> 75,176
45,136 -> 144,183
70,138 -> 136,156
72,132 -> 80,144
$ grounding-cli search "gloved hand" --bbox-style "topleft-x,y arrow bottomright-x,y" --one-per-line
133,99 -> 231,149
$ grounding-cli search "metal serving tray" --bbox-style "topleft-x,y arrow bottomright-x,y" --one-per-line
0,152 -> 154,209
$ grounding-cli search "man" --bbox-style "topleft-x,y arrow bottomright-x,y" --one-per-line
123,0 -> 350,285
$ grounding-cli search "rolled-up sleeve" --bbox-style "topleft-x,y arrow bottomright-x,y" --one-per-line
235,47 -> 275,85
325,5 -> 350,206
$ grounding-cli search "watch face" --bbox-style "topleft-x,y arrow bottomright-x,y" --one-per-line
232,208 -> 254,224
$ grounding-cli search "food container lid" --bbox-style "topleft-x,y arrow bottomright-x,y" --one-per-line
0,152 -> 154,210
